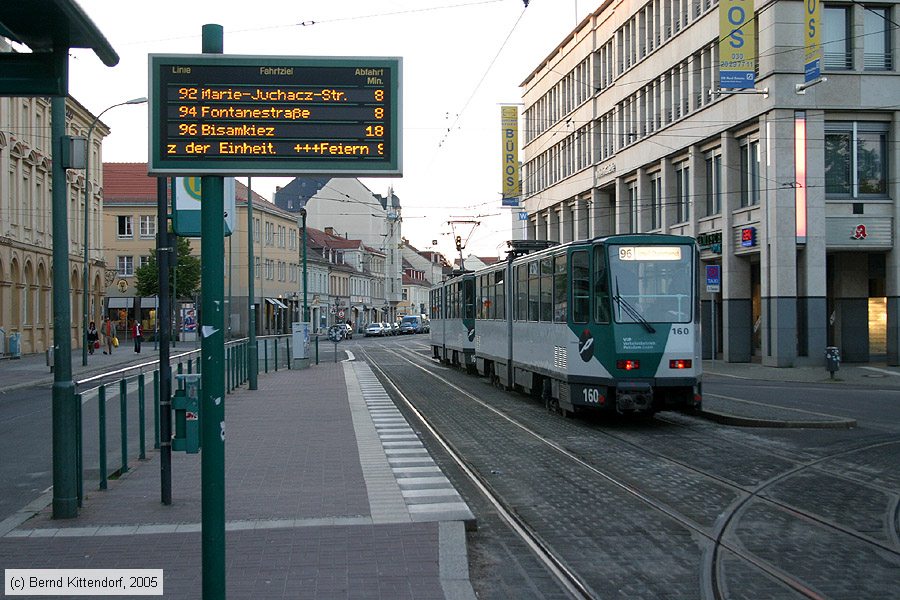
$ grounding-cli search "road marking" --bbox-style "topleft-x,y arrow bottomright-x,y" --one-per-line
705,392 -> 849,420
860,366 -> 900,377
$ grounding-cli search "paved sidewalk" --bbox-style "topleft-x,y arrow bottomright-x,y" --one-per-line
0,358 -> 476,599
0,341 -> 201,394
701,358 -> 900,428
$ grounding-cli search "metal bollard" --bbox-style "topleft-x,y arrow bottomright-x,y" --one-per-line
138,374 -> 146,460
119,379 -> 128,475
99,384 -> 107,490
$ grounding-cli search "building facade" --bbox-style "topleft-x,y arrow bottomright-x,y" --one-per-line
0,92 -> 107,355
521,0 -> 900,366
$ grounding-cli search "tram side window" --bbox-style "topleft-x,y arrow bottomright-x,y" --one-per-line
528,261 -> 540,321
477,276 -> 485,319
553,254 -> 567,322
516,265 -> 528,320
593,246 -> 611,323
540,259 -> 553,321
494,269 -> 505,320
571,250 -> 590,323
464,278 -> 475,319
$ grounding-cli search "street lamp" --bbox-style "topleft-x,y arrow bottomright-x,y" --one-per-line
82,96 -> 147,366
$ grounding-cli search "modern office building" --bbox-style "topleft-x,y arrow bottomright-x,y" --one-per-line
520,0 -> 899,365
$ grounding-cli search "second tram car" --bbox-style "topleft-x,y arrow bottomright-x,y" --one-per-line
430,272 -> 476,372
431,234 -> 701,416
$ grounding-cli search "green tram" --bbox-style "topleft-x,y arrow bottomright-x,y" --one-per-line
431,235 -> 702,416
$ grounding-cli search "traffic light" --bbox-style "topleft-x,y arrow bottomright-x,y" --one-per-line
455,235 -> 462,250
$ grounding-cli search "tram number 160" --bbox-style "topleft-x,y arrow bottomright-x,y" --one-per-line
582,388 -> 601,404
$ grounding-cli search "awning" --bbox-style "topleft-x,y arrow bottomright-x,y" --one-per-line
107,297 -> 133,309
265,298 -> 288,309
140,297 -> 159,308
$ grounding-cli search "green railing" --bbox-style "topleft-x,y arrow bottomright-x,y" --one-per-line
73,334 -> 301,502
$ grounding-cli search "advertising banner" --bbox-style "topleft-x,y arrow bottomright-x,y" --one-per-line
804,0 -> 823,82
719,0 -> 756,89
501,105 -> 520,207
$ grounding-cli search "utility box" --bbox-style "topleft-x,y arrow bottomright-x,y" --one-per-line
46,347 -> 54,372
825,346 -> 841,377
8,332 -> 21,358
292,321 -> 310,369
172,374 -> 201,453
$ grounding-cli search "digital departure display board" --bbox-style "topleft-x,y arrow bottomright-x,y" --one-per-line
149,54 -> 402,176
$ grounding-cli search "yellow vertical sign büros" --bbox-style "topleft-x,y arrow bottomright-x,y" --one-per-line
501,106 -> 520,206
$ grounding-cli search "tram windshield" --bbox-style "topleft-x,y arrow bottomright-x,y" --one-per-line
604,245 -> 693,324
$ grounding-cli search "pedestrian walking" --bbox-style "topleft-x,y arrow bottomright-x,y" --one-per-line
103,317 -> 116,355
132,320 -> 143,353
87,321 -> 99,355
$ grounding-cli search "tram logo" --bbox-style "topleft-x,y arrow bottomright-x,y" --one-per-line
851,224 -> 868,240
578,329 -> 594,362
467,327 -> 475,342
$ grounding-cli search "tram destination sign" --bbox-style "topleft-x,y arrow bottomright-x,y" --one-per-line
148,54 -> 402,176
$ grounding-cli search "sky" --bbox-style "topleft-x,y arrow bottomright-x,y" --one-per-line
68,0 -> 587,262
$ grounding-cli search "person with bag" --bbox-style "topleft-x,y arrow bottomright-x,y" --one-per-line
103,317 -> 116,355
132,320 -> 143,353
87,321 -> 99,355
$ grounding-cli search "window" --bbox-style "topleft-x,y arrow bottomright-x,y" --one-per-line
540,259 -> 553,321
117,215 -> 133,238
255,257 -> 260,278
553,254 -> 567,322
739,141 -> 760,207
494,269 -> 505,320
864,7 -> 892,70
592,246 -> 611,323
528,261 -> 540,321
139,256 -> 151,269
628,183 -> 639,232
253,218 -> 260,243
650,175 -> 662,230
825,121 -> 888,196
117,255 -> 133,277
675,164 -> 690,222
516,264 -> 527,320
571,250 -> 590,323
705,152 -> 722,215
139,215 -> 156,238
823,6 -> 852,70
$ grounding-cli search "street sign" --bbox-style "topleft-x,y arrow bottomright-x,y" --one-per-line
517,211 -> 528,221
706,265 -> 721,293
338,309 -> 345,319
173,176 -> 236,236
148,54 -> 402,176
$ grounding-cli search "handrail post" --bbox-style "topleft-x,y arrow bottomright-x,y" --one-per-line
99,384 -> 107,490
153,370 -> 160,450
138,374 -> 146,460
274,337 -> 279,372
264,339 -> 269,373
119,379 -> 128,475
76,393 -> 83,507
315,334 -> 319,365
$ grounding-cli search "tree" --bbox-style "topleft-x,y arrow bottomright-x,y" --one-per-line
135,234 -> 201,299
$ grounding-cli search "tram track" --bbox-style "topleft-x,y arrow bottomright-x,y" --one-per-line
364,341 -> 900,600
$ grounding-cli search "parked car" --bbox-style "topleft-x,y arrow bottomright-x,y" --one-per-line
382,322 -> 396,336
343,323 -> 353,339
391,322 -> 400,335
365,323 -> 385,337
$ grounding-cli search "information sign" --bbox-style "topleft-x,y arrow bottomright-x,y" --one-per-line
706,265 -> 721,293
148,54 -> 402,176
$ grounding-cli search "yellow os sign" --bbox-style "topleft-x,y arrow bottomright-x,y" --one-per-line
718,0 -> 756,89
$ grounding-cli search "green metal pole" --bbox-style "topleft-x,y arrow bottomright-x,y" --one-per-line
301,209 -> 308,322
248,177 -> 258,390
51,94 -> 77,518
119,378 -> 128,475
138,374 -> 146,460
99,384 -> 107,490
75,393 -> 82,507
199,24 -> 226,595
